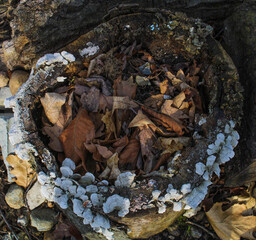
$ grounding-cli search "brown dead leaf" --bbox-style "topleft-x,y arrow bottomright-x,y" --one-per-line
144,94 -> 164,110
128,110 -> 155,128
141,106 -> 187,136
84,143 -> 113,161
112,96 -> 139,113
176,69 -> 185,81
161,100 -> 188,122
59,108 -> 95,168
113,136 -> 129,154
159,79 -> 169,94
119,132 -> 140,170
157,137 -> 191,155
7,154 -> 36,188
40,92 -> 66,124
99,153 -> 121,180
115,79 -> 137,99
80,87 -> 100,112
173,92 -> 189,109
206,196 -> 256,240
43,125 -> 63,152
101,110 -> 117,140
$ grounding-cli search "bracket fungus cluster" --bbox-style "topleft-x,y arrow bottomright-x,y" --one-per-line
4,10 -> 243,240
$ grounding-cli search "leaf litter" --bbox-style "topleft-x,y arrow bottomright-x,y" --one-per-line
40,41 -> 205,176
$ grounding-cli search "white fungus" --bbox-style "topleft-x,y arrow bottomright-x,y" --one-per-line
152,190 -> 161,201
68,185 -> 77,196
60,179 -> 73,191
83,208 -> 94,224
157,202 -> 167,214
56,76 -> 66,82
91,193 -> 104,207
80,172 -> 95,186
173,202 -> 182,212
38,172 -> 49,185
90,213 -> 110,230
79,42 -> 100,57
55,194 -> 69,209
181,184 -> 191,195
103,194 -> 130,217
60,51 -> 76,62
115,172 -> 136,188
75,186 -> 87,198
62,158 -> 76,170
72,198 -> 85,217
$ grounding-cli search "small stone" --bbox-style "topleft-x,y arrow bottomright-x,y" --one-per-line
5,184 -> 25,209
26,181 -> 46,210
167,224 -> 180,237
17,215 -> 28,226
0,87 -> 12,108
9,70 -> 29,95
30,208 -> 57,232
0,71 -> 9,88
190,226 -> 202,239
135,76 -> 151,86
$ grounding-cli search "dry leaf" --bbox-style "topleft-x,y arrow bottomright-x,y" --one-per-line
112,96 -> 139,113
115,79 -> 137,99
157,137 -> 191,155
144,94 -> 164,110
159,79 -> 169,94
59,108 -> 95,168
139,126 -> 156,173
42,125 -> 63,152
84,143 -> 113,161
101,110 -> 117,140
99,153 -> 121,180
80,86 -> 100,112
161,100 -> 188,122
119,133 -> 140,170
113,136 -> 129,154
40,92 -> 66,124
128,110 -> 155,128
173,92 -> 189,109
141,105 -> 186,136
206,196 -> 256,240
7,154 -> 36,188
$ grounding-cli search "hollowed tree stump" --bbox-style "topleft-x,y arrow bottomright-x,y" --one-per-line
5,10 -> 243,240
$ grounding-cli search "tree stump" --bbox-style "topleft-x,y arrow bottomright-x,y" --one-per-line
5,10 -> 243,239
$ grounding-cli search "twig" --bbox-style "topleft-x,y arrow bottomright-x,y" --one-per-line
186,220 -> 218,239
22,226 -> 32,240
0,208 -> 19,240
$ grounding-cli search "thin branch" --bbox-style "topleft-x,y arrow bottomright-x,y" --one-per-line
186,220 -> 218,239
0,208 -> 19,240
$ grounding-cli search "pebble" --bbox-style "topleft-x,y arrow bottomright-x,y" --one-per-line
5,184 -> 25,209
17,215 -> 28,226
0,71 -> 9,88
167,224 -> 180,237
190,226 -> 203,239
26,181 -> 46,210
135,76 -> 151,86
9,70 -> 29,95
30,208 -> 58,231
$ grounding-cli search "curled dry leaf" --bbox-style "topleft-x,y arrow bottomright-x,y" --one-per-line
161,100 -> 188,122
40,92 -> 66,124
141,105 -> 186,136
59,108 -> 95,168
128,110 -> 155,128
6,154 -> 36,188
119,134 -> 140,170
206,196 -> 256,240
172,92 -> 189,109
99,153 -> 121,180
84,143 -> 113,161
159,79 -> 169,94
101,110 -> 117,140
144,94 -> 164,110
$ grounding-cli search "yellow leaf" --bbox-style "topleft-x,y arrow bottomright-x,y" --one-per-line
128,110 -> 155,128
173,92 -> 189,109
206,196 -> 256,240
7,154 -> 36,188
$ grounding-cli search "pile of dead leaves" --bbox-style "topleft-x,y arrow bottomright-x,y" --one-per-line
40,41 -> 203,179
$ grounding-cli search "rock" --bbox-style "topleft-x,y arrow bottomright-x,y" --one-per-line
190,226 -> 202,239
9,70 -> 29,95
30,208 -> 58,232
0,87 -> 12,108
0,113 -> 15,182
17,215 -> 28,226
167,224 -> 180,237
5,184 -> 25,209
0,71 -> 9,88
26,181 -> 46,210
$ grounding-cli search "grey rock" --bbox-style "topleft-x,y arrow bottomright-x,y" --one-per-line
9,70 -> 29,95
0,71 -> 9,88
5,184 -> 25,209
0,87 -> 12,108
30,208 -> 58,232
190,226 -> 202,239
0,113 -> 15,182
26,181 -> 46,210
